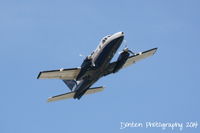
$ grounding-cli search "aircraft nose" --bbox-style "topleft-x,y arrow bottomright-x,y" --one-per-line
120,32 -> 124,37
112,32 -> 124,39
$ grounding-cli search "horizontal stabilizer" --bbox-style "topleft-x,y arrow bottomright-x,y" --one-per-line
84,86 -> 104,95
37,68 -> 80,80
47,86 -> 104,102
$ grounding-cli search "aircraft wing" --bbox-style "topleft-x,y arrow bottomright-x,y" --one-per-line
123,48 -> 157,68
37,68 -> 80,80
47,86 -> 104,102
104,48 -> 157,76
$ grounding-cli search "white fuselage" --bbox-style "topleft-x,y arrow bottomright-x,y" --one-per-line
89,32 -> 124,66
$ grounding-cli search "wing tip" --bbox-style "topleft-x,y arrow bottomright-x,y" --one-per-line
153,47 -> 158,50
142,47 -> 158,55
147,47 -> 158,52
37,72 -> 42,79
152,47 -> 158,54
47,97 -> 53,102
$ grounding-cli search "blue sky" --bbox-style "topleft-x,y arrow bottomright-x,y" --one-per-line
0,0 -> 199,133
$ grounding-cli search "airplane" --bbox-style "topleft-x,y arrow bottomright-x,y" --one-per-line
37,32 -> 157,102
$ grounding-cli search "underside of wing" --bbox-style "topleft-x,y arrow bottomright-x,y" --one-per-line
123,48 -> 157,68
37,68 -> 80,80
103,48 -> 157,76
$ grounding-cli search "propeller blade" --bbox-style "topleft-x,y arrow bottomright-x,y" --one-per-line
128,49 -> 135,55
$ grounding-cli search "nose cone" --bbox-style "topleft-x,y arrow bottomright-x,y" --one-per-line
119,32 -> 124,37
113,32 -> 124,39
117,31 -> 124,36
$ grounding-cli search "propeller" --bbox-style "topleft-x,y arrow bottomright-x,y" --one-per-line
118,47 -> 135,55
118,39 -> 135,55
123,47 -> 135,55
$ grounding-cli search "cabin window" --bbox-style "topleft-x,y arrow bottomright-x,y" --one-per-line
102,38 -> 107,43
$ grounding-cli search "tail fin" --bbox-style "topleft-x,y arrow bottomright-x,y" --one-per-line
63,80 -> 77,91
47,86 -> 104,102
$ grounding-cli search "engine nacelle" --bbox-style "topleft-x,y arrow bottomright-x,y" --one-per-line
77,56 -> 92,80
113,51 -> 130,73
81,56 -> 92,68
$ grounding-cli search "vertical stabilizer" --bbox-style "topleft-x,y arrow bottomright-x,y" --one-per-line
63,80 -> 77,91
